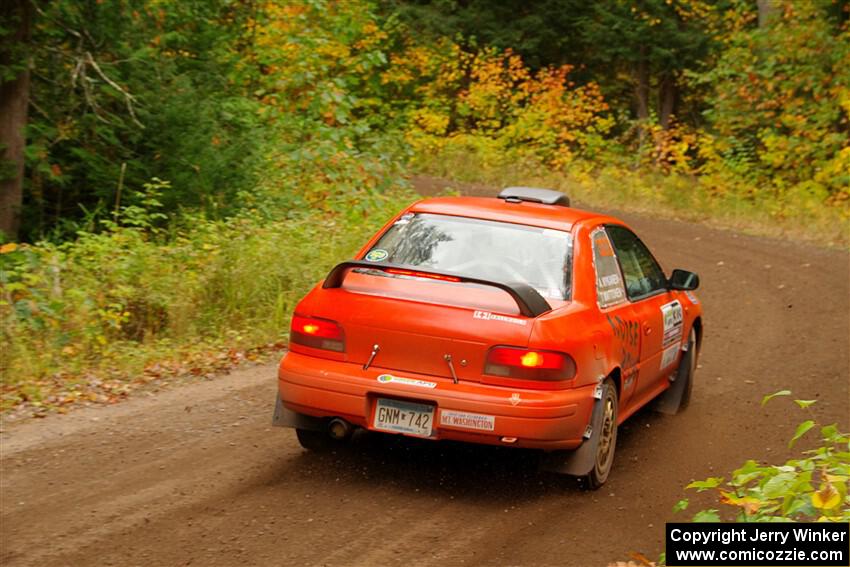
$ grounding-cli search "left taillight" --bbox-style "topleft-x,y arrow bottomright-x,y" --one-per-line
484,346 -> 576,383
290,314 -> 345,352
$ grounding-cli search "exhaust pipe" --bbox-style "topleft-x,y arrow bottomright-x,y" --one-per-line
327,418 -> 352,440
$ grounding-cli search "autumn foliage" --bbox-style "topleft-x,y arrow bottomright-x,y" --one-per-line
389,43 -> 612,168
1,0 -> 848,415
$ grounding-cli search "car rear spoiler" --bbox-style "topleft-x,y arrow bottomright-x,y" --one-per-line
322,260 -> 553,318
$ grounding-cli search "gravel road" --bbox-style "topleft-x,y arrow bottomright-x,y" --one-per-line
2,180 -> 848,566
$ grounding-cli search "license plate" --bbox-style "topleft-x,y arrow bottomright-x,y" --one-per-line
373,398 -> 434,437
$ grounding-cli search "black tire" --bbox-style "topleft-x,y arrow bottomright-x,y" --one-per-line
295,427 -> 334,451
652,327 -> 698,415
677,328 -> 697,411
581,379 -> 618,490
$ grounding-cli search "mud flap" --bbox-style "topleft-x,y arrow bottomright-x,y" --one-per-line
539,391 -> 606,476
272,392 -> 326,431
653,342 -> 692,415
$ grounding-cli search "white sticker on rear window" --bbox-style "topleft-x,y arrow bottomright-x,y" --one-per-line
440,410 -> 495,431
365,249 -> 389,262
393,213 -> 414,226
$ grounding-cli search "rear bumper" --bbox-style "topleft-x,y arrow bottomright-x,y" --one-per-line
277,351 -> 595,450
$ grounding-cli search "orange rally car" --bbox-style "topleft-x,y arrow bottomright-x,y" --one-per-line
273,187 -> 702,488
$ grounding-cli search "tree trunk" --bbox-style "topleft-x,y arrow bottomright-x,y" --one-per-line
633,49 -> 650,162
659,74 -> 677,130
634,51 -> 650,121
0,0 -> 32,241
757,0 -> 776,28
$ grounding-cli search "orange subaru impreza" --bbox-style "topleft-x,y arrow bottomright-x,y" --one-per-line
274,187 -> 702,488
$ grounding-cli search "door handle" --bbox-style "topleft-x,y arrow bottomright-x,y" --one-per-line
643,323 -> 652,335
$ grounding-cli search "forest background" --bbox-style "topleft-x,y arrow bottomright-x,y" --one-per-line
0,0 -> 847,413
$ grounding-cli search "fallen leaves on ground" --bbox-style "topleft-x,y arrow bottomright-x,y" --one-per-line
1,341 -> 287,421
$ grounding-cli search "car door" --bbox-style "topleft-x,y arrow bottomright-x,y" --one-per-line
590,226 -> 641,407
605,225 -> 681,405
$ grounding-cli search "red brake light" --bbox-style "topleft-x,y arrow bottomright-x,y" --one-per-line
485,346 -> 576,382
290,314 -> 345,352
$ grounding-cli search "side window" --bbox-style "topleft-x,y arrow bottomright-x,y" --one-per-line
591,228 -> 626,308
606,226 -> 667,300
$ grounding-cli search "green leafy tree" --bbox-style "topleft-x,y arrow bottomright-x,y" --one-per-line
574,0 -> 717,131
378,0 -> 588,70
381,0 -> 717,131
21,0 -> 264,240
695,0 -> 850,202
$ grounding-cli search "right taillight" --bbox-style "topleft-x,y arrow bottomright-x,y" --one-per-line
484,346 -> 576,383
290,314 -> 345,352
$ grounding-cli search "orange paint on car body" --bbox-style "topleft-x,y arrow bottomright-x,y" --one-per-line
277,191 -> 703,463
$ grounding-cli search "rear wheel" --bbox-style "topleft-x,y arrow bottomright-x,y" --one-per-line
677,328 -> 697,411
653,327 -> 698,415
581,379 -> 618,490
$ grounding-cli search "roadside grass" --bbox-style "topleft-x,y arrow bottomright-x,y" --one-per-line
412,148 -> 850,248
1,187 -> 416,417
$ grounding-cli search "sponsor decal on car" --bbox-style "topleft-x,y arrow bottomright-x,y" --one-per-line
472,310 -> 527,326
660,343 -> 680,370
592,228 -> 627,309
439,410 -> 495,431
393,213 -> 414,226
376,373 -> 437,389
597,273 -> 625,305
685,290 -> 699,305
364,248 -> 389,262
607,314 -> 640,370
661,300 -> 684,348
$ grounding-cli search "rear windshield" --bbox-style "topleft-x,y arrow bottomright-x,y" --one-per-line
363,213 -> 573,300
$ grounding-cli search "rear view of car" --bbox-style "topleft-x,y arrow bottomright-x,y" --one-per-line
274,187 -> 702,488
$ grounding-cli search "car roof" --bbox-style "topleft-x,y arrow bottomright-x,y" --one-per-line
409,196 -> 618,231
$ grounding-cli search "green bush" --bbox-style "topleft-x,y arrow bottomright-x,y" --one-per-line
1,167 -> 415,410
675,391 -> 849,523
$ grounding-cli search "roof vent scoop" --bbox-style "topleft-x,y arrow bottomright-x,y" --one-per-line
497,187 -> 570,207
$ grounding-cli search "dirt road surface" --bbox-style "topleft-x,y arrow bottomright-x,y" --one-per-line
2,179 -> 848,566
